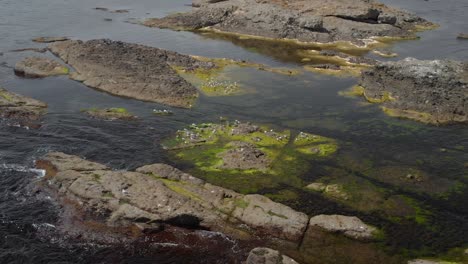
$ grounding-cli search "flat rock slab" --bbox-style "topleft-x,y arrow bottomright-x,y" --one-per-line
309,214 -> 377,240
0,87 -> 47,121
37,152 -> 309,243
14,57 -> 69,78
144,0 -> 434,46
48,39 -> 213,108
359,58 -> 468,124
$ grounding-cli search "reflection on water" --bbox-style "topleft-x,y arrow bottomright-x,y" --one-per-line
0,0 -> 467,263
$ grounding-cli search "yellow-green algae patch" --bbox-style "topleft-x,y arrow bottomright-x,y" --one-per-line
162,121 -> 338,193
172,55 -> 300,96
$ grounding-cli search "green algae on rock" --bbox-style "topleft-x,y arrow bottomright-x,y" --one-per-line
82,107 -> 137,121
162,121 -> 338,193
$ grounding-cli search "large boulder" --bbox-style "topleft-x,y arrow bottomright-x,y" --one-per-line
48,39 -> 214,108
36,152 -> 309,243
144,0 -> 435,46
358,58 -> 468,124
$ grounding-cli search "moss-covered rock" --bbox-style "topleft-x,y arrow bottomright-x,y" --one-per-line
82,107 -> 137,121
162,121 -> 338,193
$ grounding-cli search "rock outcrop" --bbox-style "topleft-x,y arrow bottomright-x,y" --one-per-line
246,247 -> 299,264
143,0 -> 435,46
36,152 -> 380,249
0,87 -> 47,121
37,152 -> 309,243
358,58 -> 468,124
48,39 -> 216,108
14,57 -> 69,78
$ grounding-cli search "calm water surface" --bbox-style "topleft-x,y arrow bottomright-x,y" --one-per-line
0,0 -> 467,263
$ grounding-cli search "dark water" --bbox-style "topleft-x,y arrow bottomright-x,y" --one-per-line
0,0 -> 467,263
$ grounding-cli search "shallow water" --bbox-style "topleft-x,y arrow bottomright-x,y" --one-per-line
0,0 -> 467,263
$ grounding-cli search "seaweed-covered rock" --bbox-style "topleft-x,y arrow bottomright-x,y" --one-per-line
0,87 -> 47,121
48,39 -> 215,108
162,121 -> 338,192
144,0 -> 435,46
82,107 -> 137,121
36,152 -> 309,243
14,57 -> 69,78
359,58 -> 468,124
246,247 -> 298,264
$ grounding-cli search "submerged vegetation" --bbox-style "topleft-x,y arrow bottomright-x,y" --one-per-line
162,120 -> 338,193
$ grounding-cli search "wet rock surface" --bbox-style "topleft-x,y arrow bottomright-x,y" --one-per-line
0,87 -> 47,121
48,39 -> 217,108
144,0 -> 434,46
246,247 -> 298,264
359,58 -> 468,124
14,57 -> 69,78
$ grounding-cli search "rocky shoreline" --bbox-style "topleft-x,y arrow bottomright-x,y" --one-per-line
36,151 -> 385,263
0,87 -> 47,122
143,0 -> 436,47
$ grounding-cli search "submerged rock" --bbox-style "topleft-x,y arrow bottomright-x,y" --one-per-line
0,87 -> 47,121
36,152 -> 309,243
143,0 -> 435,46
308,214 -> 377,240
14,57 -> 69,78
82,107 -> 137,121
162,121 -> 338,192
358,58 -> 468,124
246,247 -> 298,264
48,39 -> 215,108
32,36 -> 69,43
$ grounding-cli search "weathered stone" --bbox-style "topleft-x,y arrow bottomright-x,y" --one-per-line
308,214 -> 377,240
246,247 -> 299,264
37,152 -> 309,243
457,33 -> 468,39
359,58 -> 468,124
48,39 -> 214,108
14,57 -> 69,78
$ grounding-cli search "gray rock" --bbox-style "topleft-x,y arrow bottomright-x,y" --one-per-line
246,247 -> 299,264
14,57 -> 69,78
359,58 -> 468,124
308,214 -> 377,240
48,39 -> 212,108
37,152 -> 309,243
